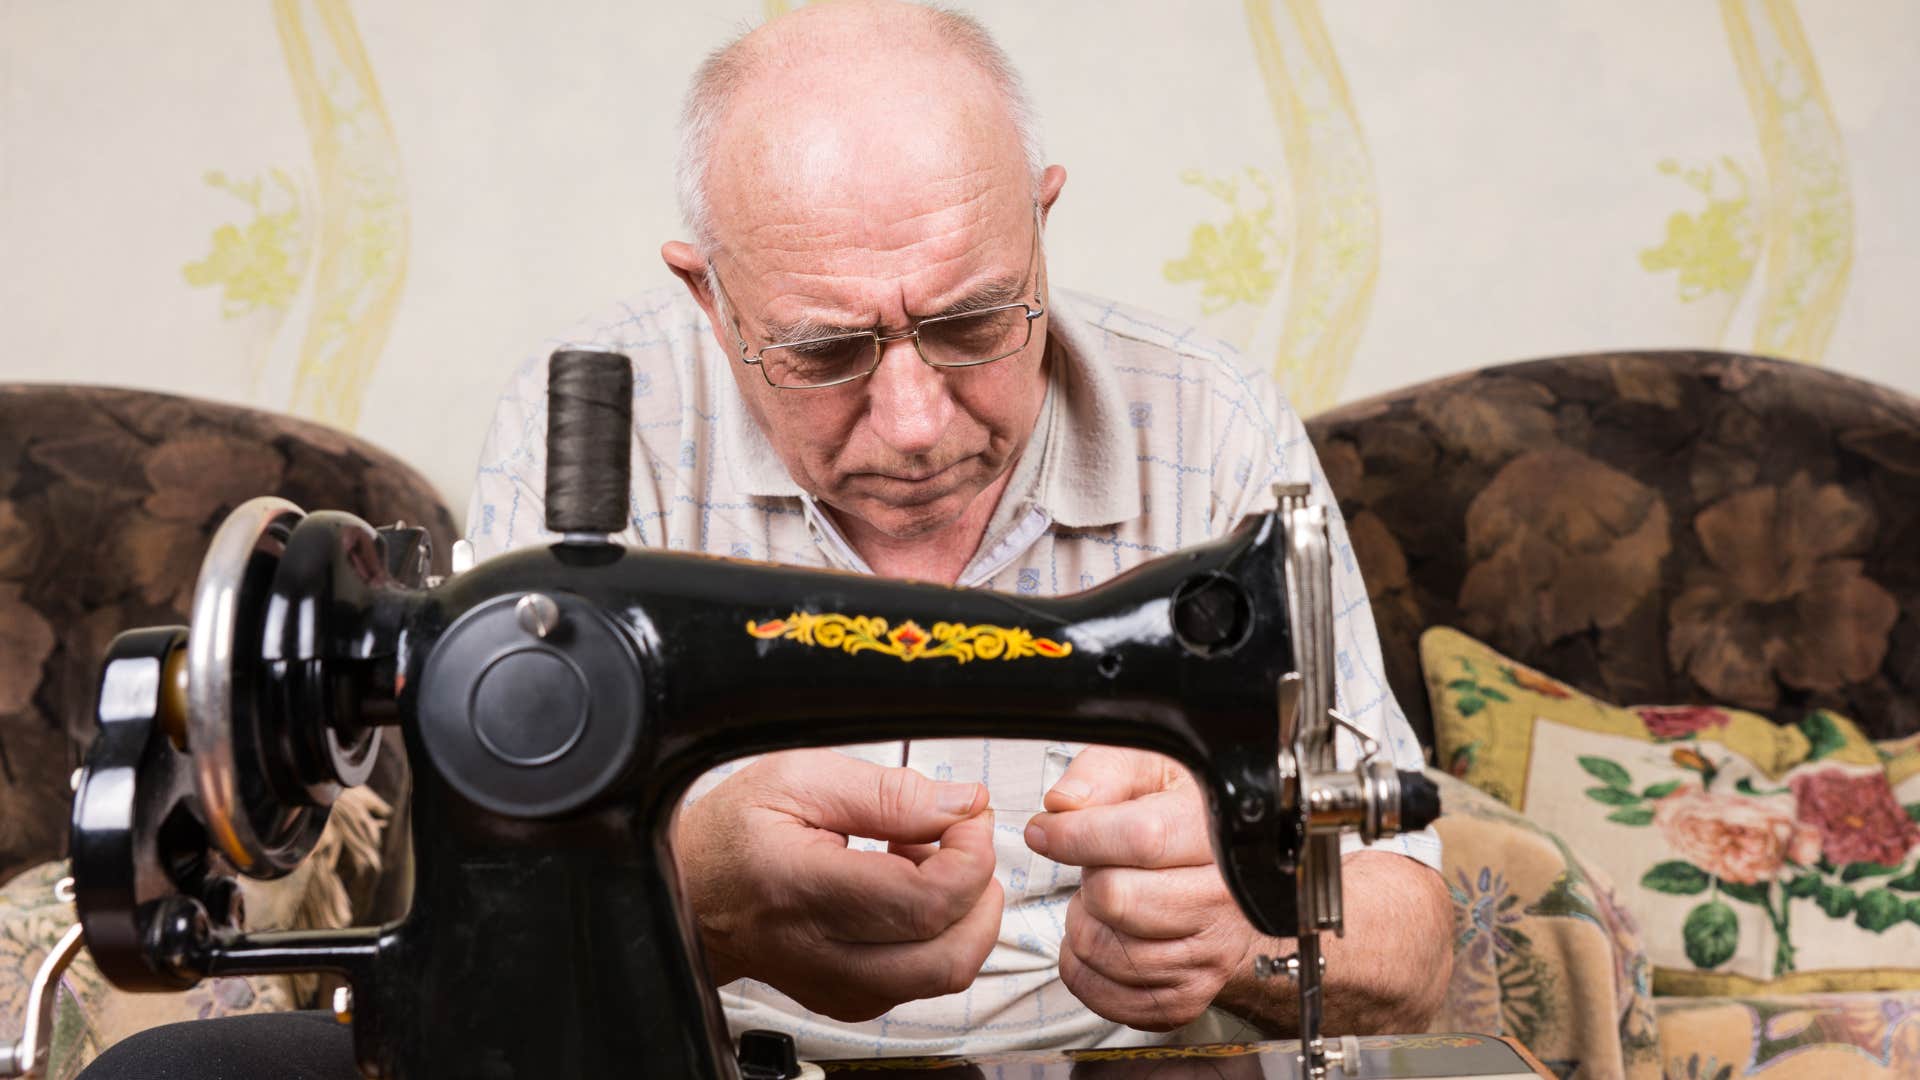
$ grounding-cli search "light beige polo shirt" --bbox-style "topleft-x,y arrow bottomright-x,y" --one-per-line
468,285 -> 1438,1058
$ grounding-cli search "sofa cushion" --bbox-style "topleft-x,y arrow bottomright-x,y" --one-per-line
1425,626 -> 1920,996
1655,990 -> 1920,1078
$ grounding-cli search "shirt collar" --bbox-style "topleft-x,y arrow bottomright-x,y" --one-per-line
1029,290 -> 1142,528
713,335 -> 807,499
710,288 -> 1141,528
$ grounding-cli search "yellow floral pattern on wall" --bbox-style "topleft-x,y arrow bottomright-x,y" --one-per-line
1163,0 -> 1379,414
1163,169 -> 1287,314
1640,157 -> 1759,340
154,0 -> 1872,475
1641,0 -> 1853,367
182,170 -> 309,319
181,0 -> 408,431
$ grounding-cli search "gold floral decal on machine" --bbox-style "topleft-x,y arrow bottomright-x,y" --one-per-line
745,613 -> 1072,662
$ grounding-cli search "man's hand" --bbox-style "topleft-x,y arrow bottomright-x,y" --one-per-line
1023,746 -> 1257,1031
1026,747 -> 1452,1035
672,750 -> 1003,1022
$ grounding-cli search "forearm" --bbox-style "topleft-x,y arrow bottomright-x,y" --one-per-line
1215,850 -> 1453,1036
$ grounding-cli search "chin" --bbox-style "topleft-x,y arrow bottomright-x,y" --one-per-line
856,500 -> 966,541
830,466 -> 993,541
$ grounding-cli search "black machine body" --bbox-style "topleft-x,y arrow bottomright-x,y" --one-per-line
46,351 -> 1441,1080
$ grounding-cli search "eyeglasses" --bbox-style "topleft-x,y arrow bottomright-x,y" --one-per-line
710,205 -> 1046,390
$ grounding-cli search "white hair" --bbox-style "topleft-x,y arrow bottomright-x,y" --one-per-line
674,3 -> 1046,254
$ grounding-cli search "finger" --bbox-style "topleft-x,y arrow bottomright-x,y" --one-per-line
887,840 -> 940,864
832,877 -> 1005,1016
1078,865 -> 1226,940
887,803 -> 1006,860
1057,939 -> 1206,1033
1043,746 -> 1181,812
756,749 -> 987,843
1025,788 -> 1211,868
800,809 -> 997,944
1061,891 -> 1185,988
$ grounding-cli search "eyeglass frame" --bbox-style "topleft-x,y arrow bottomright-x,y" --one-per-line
708,202 -> 1047,390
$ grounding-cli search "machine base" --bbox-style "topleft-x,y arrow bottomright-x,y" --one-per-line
817,1033 -> 1546,1078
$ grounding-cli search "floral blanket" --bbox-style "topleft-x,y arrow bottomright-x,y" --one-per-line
0,787 -> 387,1077
0,861 -> 296,1079
1426,769 -> 1660,1078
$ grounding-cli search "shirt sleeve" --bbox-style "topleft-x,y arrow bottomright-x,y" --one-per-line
466,356 -> 558,560
1214,370 -> 1443,873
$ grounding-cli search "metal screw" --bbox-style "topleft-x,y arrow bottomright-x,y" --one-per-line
1237,791 -> 1266,823
153,897 -> 211,979
515,593 -> 561,639
332,986 -> 353,1025
1252,954 -> 1301,980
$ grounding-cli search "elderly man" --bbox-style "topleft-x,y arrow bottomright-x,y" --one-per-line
83,2 -> 1447,1075
467,0 -> 1450,1058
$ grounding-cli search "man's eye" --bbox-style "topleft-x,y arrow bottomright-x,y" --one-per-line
765,337 -> 872,382
924,310 -> 1019,357
788,338 -> 868,365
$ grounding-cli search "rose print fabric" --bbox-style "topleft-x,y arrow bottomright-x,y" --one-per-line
1424,626 -> 1920,997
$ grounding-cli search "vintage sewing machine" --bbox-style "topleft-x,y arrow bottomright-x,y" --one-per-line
0,353 -> 1518,1078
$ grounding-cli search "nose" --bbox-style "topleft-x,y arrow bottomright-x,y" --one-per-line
862,337 -> 954,457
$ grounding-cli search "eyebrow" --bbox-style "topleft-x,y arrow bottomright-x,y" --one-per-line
927,275 -> 1028,319
761,275 -> 1029,343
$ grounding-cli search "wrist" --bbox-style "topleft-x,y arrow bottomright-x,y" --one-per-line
671,802 -> 746,986
1214,935 -> 1294,1030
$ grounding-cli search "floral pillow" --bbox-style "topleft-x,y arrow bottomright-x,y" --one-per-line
1423,626 -> 1920,997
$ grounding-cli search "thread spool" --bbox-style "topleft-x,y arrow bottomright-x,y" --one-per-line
545,350 -> 633,536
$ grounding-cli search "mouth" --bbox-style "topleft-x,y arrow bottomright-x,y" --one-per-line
866,456 -> 972,484
884,465 -> 960,483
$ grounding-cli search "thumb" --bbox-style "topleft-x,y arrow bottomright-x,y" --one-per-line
761,750 -> 987,844
1043,746 -> 1180,812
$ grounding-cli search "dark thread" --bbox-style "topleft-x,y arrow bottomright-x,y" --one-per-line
546,350 -> 633,535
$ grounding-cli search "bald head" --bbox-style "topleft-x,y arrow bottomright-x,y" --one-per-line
675,0 -> 1043,252
660,2 -> 1066,562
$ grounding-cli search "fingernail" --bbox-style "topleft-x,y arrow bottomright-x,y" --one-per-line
937,782 -> 983,815
1051,779 -> 1090,805
1024,822 -> 1048,855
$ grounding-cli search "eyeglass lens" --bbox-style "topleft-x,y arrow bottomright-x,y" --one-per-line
759,306 -> 1033,388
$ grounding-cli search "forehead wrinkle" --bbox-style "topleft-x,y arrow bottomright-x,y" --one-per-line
741,214 -> 1030,342
722,162 -> 1030,340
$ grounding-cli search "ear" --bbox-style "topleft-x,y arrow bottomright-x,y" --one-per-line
662,241 -> 714,311
1037,165 -> 1067,224
662,240 -> 734,352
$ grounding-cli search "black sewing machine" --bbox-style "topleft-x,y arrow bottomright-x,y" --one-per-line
4,352 -> 1470,1079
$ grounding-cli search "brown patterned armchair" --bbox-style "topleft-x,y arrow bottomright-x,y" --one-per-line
1305,351 -> 1920,1079
1306,351 -> 1919,750
0,385 -> 456,1074
0,384 -> 455,896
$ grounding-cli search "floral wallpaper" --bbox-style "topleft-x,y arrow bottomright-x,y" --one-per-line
1,1 -> 1913,523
